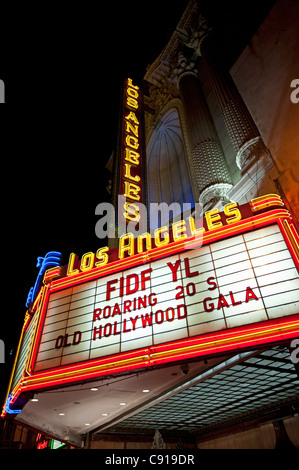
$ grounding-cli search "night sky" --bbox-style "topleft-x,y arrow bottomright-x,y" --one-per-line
0,0 -> 276,406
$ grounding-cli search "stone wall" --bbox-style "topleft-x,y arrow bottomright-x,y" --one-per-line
231,0 -> 299,219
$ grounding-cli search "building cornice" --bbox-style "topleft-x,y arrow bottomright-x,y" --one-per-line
144,0 -> 199,86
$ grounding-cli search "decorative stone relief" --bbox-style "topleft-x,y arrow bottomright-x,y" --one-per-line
171,51 -> 198,84
199,183 -> 233,210
184,14 -> 213,57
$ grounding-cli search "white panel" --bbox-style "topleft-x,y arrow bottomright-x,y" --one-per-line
257,267 -> 298,287
61,350 -> 90,366
213,250 -> 249,269
71,289 -> 95,304
37,340 -> 56,353
245,231 -> 284,250
187,306 -> 225,326
190,253 -> 214,267
69,296 -> 95,310
153,326 -> 188,345
89,342 -> 120,359
44,316 -> 68,330
267,302 -> 299,319
121,280 -> 153,348
249,241 -> 289,259
67,304 -> 94,322
217,268 -> 256,288
225,309 -> 268,328
210,234 -> 244,252
48,288 -> 73,303
95,289 -> 120,304
125,317 -> 152,341
120,335 -> 153,352
254,258 -> 295,277
243,224 -> 280,241
154,290 -> 181,306
152,299 -> 188,336
251,250 -> 291,268
216,259 -> 252,278
72,280 -> 96,294
218,276 -> 258,294
150,280 -> 181,295
211,240 -> 246,260
47,295 -> 72,312
121,317 -> 152,342
188,319 -> 227,336
260,278 -> 299,298
262,290 -> 299,309
34,357 -> 62,372
35,348 -> 62,365
46,303 -> 70,317
185,245 -> 210,259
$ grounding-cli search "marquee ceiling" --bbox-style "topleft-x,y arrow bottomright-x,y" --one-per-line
105,345 -> 299,437
16,354 -> 226,445
15,345 -> 299,446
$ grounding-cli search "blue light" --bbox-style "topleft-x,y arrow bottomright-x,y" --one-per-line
26,251 -> 62,308
4,393 -> 22,414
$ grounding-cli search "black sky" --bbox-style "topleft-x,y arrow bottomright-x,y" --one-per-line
0,0 -> 276,404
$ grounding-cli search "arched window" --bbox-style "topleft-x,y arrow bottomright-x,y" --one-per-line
147,107 -> 194,229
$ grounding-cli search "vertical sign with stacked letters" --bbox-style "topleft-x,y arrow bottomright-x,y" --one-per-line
118,78 -> 145,234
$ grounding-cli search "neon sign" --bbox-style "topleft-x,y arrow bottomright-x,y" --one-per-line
36,433 -> 49,450
26,251 -> 62,308
120,78 -> 144,227
66,201 -> 243,275
2,194 -> 299,417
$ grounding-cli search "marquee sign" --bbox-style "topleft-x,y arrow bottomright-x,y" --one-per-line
118,78 -> 145,229
2,194 -> 299,416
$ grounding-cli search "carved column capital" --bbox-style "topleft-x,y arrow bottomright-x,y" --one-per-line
172,51 -> 198,85
235,136 -> 266,171
185,15 -> 213,56
199,183 -> 233,210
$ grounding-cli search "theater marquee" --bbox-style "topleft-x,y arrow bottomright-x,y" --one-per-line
2,194 -> 299,416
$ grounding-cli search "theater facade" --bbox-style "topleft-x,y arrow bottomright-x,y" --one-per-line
1,0 -> 299,449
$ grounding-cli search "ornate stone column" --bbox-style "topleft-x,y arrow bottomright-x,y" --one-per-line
186,16 -> 267,173
172,50 -> 232,209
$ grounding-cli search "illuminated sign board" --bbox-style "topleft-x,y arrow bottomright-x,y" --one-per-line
34,223 -> 298,372
119,78 -> 144,228
2,194 -> 299,416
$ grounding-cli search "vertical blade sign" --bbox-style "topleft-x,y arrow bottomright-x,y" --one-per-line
120,78 -> 143,230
